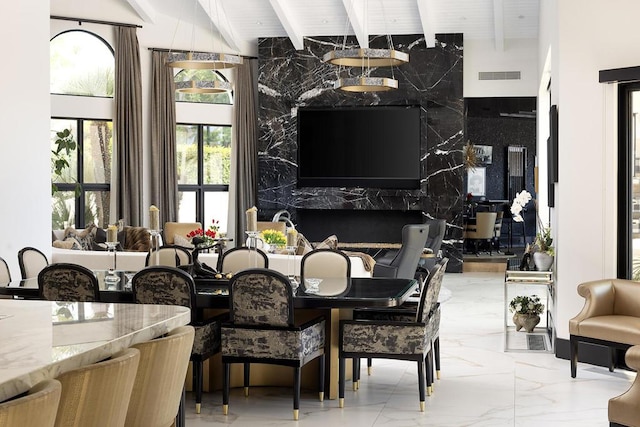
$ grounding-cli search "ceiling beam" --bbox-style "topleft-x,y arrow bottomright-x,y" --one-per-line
198,0 -> 240,52
342,0 -> 368,48
416,0 -> 436,48
269,0 -> 304,50
493,0 -> 504,51
124,0 -> 156,24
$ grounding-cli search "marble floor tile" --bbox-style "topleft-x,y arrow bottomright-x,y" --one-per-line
185,272 -> 635,426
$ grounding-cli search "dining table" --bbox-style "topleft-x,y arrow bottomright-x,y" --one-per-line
0,271 -> 417,400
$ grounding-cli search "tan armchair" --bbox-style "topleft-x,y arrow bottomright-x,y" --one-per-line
609,345 -> 640,427
164,222 -> 202,245
569,279 -> 640,378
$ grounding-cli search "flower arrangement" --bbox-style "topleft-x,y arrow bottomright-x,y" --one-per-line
509,295 -> 544,315
260,229 -> 287,247
186,219 -> 220,246
510,190 -> 554,255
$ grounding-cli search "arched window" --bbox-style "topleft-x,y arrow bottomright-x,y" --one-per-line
50,30 -> 114,97
174,69 -> 233,104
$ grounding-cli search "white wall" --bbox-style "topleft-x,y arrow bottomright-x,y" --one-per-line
464,38 -> 538,97
540,0 -> 640,340
0,3 -> 52,276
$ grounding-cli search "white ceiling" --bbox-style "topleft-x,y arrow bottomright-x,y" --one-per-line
125,0 -> 539,53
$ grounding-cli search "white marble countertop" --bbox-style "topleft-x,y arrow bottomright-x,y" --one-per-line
0,299 -> 190,402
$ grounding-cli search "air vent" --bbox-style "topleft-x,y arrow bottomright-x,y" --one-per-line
478,71 -> 521,80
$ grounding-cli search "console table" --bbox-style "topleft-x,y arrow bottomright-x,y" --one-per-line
504,267 -> 555,352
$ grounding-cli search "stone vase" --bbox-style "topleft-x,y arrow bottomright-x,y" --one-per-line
513,313 -> 541,333
532,252 -> 554,271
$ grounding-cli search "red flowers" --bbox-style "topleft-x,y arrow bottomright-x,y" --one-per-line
187,219 -> 220,245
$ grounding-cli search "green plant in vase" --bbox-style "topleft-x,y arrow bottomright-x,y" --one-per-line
509,295 -> 544,333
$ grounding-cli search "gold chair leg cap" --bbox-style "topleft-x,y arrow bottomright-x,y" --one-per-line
319,391 -> 324,402
222,404 -> 228,415
339,398 -> 344,408
367,367 -> 372,376
195,403 -> 201,414
429,385 -> 434,394
420,401 -> 425,412
436,370 -> 441,380
427,387 -> 432,397
244,387 -> 249,397
293,409 -> 299,421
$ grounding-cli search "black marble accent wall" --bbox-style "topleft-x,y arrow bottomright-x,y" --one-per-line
257,34 -> 465,272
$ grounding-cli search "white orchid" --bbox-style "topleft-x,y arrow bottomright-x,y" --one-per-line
511,190 -> 532,222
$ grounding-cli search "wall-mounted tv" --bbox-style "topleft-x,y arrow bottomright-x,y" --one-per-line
297,105 -> 422,189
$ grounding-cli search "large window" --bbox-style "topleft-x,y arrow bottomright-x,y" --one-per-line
177,124 -> 231,233
51,118 -> 113,229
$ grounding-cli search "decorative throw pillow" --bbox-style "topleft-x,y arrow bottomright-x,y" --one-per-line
315,234 -> 338,250
295,233 -> 314,255
63,224 -> 96,251
53,236 -> 82,250
174,234 -> 195,249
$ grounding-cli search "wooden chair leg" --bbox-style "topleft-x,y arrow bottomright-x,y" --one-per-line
570,336 -> 578,378
318,354 -> 325,401
352,358 -> 360,390
367,357 -> 372,375
609,347 -> 617,372
244,363 -> 250,396
293,366 -> 301,420
222,362 -> 230,415
417,359 -> 426,412
426,350 -> 433,396
434,337 -> 441,379
339,357 -> 345,408
193,359 -> 203,414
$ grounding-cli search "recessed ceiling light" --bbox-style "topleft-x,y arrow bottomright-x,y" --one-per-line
322,19 -> 329,24
256,21 -> 262,25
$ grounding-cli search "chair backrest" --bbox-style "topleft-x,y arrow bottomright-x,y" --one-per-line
228,268 -> 294,327
0,379 -> 61,427
301,249 -> 351,282
466,212 -> 497,239
132,266 -> 196,313
424,219 -> 446,254
218,247 -> 268,274
0,256 -> 11,283
38,263 -> 100,302
257,221 -> 287,234
18,247 -> 49,280
145,245 -> 193,267
125,326 -> 195,427
54,348 -> 140,427
387,224 -> 430,279
494,211 -> 504,237
163,222 -> 202,245
416,258 -> 449,323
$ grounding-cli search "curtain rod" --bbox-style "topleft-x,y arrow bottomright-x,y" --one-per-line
51,15 -> 142,29
148,47 -> 257,60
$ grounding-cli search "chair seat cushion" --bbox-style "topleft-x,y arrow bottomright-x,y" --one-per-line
341,322 -> 429,355
222,320 -> 325,361
574,315 -> 640,345
192,320 -> 221,357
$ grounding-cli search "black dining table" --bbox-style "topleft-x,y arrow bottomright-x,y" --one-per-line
1,270 -> 416,400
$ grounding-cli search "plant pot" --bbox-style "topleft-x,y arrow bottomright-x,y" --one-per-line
512,313 -> 541,333
532,252 -> 554,271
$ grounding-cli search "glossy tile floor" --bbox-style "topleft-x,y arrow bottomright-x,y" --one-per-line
185,272 -> 634,426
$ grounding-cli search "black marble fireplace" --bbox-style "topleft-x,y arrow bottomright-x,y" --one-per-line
257,34 -> 465,272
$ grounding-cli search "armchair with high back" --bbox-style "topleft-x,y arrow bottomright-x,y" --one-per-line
420,219 -> 446,273
569,278 -> 640,378
463,211 -> 497,255
373,224 -> 429,280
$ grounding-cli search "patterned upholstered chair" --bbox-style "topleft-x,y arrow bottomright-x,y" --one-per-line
221,268 -> 325,421
132,266 -> 226,414
217,246 -> 268,274
18,246 -> 49,280
145,245 -> 193,267
38,263 -> 100,302
353,258 -> 448,394
339,259 -> 448,412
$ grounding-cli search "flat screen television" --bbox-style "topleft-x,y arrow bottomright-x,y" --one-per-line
297,105 -> 421,189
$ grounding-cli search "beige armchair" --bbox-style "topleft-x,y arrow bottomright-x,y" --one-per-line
569,279 -> 640,378
164,222 -> 202,245
609,345 -> 640,427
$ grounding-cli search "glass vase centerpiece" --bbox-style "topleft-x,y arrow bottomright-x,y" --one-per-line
105,225 -> 120,284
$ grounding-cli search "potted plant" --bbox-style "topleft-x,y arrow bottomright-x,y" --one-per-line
532,225 -> 554,271
509,295 -> 544,332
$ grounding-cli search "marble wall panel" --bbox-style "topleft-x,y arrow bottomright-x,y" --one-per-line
257,34 -> 464,271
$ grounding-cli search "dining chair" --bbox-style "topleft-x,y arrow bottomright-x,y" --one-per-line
339,259 -> 449,412
38,263 -> 100,302
609,345 -> 640,427
132,266 -> 226,414
18,246 -> 49,279
54,347 -> 140,427
420,219 -> 446,272
0,256 -> 11,284
0,379 -> 61,427
463,211 -> 497,255
145,244 -> 193,267
373,224 -> 429,280
353,258 -> 449,393
300,248 -> 351,282
125,325 -> 195,427
493,211 -> 504,253
221,268 -> 325,421
217,246 -> 268,274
